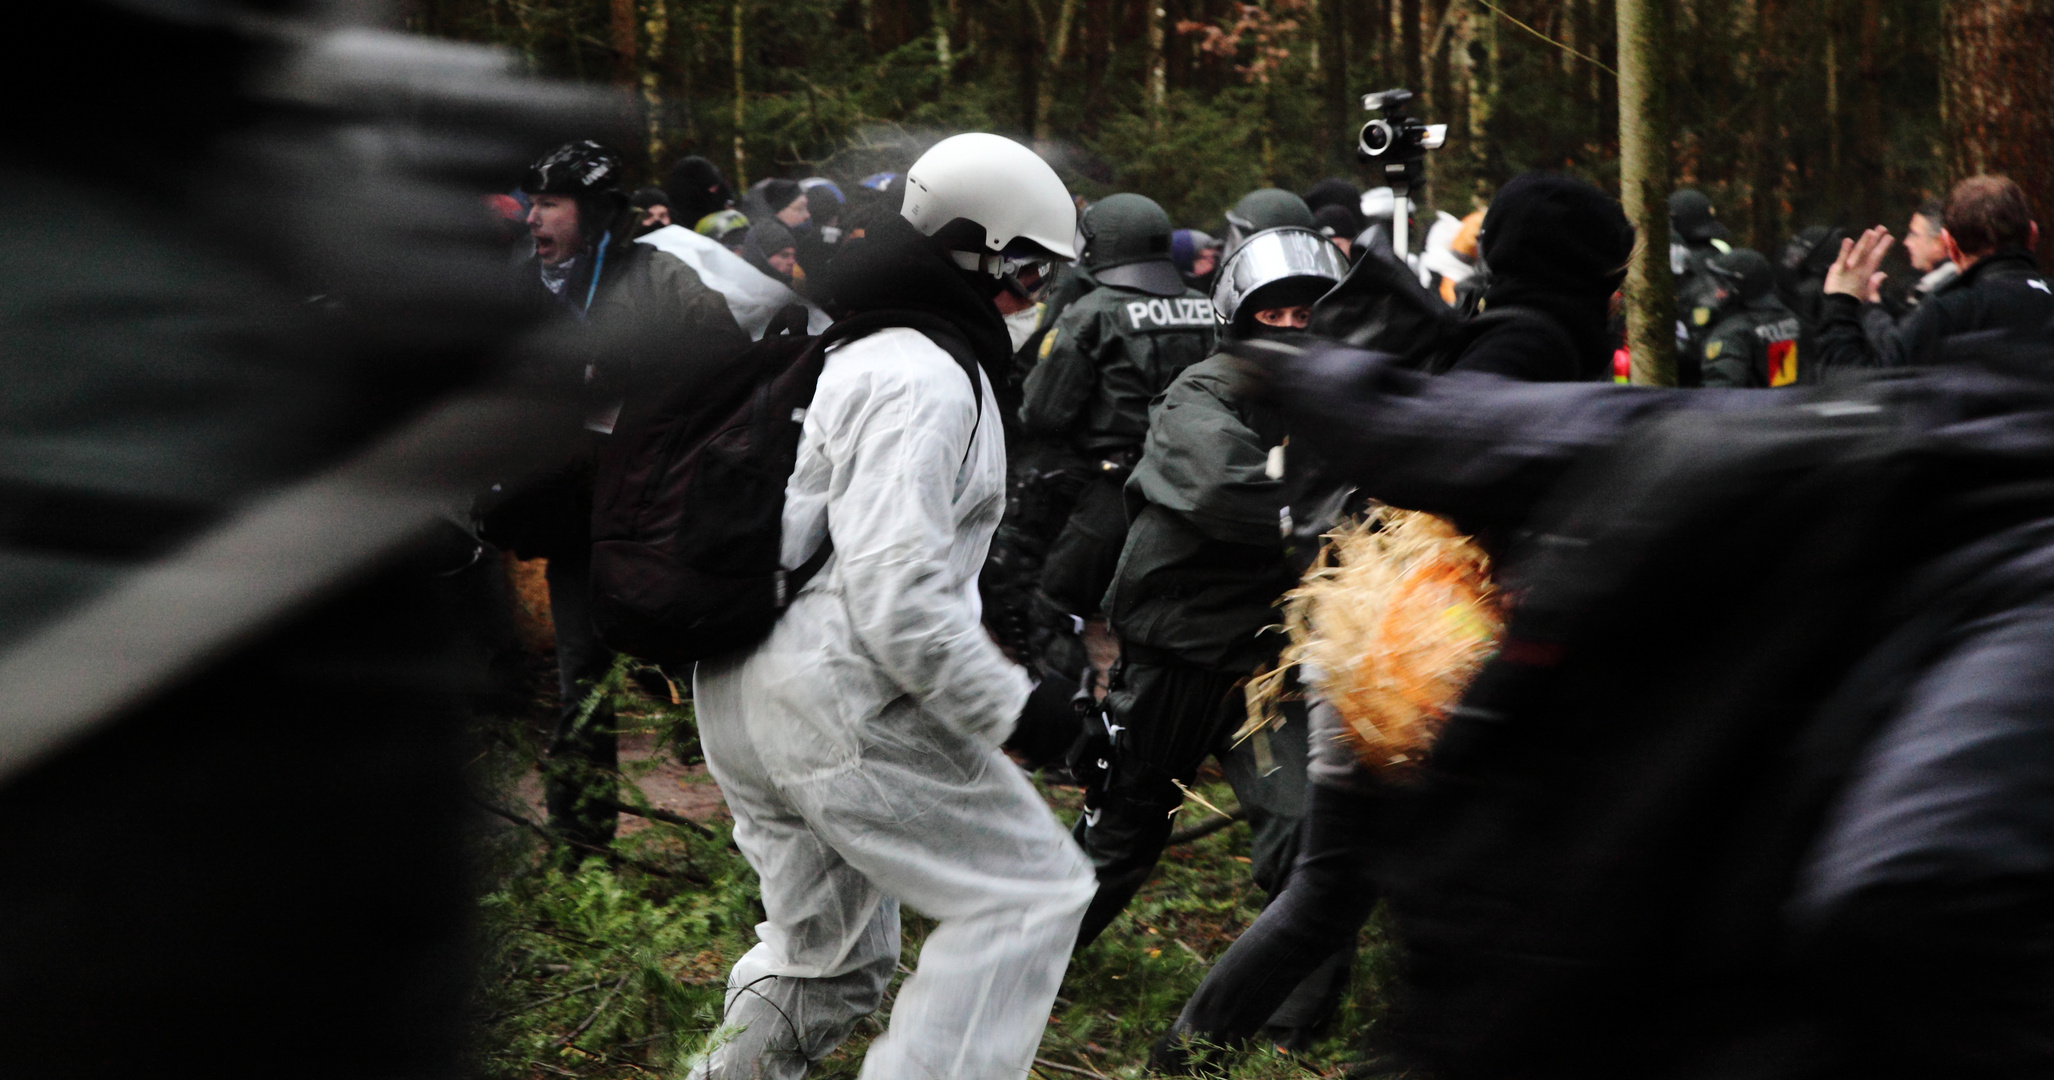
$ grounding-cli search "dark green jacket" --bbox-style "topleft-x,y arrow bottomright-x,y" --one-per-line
1103,355 -> 1295,672
1009,262 -> 1096,396
1701,296 -> 1802,388
1676,238 -> 1731,346
1019,284 -> 1217,455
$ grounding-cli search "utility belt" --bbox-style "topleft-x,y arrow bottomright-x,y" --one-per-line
1091,445 -> 1144,483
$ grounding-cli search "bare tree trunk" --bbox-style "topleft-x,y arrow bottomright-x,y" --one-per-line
1327,0 -> 1349,159
731,0 -> 746,189
1941,0 -> 2054,262
1032,0 -> 1082,141
609,0 -> 637,86
1306,0 -> 1323,79
936,0 -> 957,77
1618,0 -> 1675,386
1401,0 -> 1422,91
1148,0 -> 1168,125
1468,0 -> 1496,202
641,0 -> 669,175
1747,0 -> 1781,250
1823,0 -> 1839,182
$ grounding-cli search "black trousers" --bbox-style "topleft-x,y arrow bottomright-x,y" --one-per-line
543,548 -> 619,851
1161,782 -> 1379,1052
1072,652 -> 1312,945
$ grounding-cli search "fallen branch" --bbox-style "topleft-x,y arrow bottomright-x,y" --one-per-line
1166,807 -> 1246,846
556,971 -> 633,1047
483,978 -> 605,1024
468,796 -> 703,883
1034,1057 -> 1116,1080
594,796 -> 720,837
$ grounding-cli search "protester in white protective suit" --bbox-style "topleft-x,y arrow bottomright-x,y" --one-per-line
690,133 -> 1096,1080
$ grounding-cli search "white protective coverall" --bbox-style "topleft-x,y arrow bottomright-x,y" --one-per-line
692,327 -> 1095,1080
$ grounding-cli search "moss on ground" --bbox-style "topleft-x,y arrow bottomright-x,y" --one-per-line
469,672 -> 1397,1079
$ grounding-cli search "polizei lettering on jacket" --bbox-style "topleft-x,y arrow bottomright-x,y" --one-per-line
1125,297 -> 1215,331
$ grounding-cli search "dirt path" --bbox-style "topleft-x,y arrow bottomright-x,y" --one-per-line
510,728 -> 731,836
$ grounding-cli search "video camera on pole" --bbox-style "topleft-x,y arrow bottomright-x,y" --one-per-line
1356,88 -> 1445,255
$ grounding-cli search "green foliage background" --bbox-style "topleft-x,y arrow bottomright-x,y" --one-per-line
407,0 -> 1949,249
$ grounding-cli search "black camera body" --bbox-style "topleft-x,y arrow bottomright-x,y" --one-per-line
1356,88 -> 1446,189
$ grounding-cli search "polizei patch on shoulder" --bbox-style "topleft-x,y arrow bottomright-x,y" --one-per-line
1124,296 -> 1214,331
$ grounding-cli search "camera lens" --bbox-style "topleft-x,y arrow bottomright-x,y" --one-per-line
1358,119 -> 1395,159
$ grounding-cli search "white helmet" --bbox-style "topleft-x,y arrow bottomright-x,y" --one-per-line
901,133 -> 1077,277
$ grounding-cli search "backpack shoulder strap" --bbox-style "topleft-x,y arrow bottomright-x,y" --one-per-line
775,310 -> 987,601
815,308 -> 985,423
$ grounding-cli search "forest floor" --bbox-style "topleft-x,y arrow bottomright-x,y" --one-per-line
469,573 -> 1400,1079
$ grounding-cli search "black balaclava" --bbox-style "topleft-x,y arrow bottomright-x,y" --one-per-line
1314,204 -> 1364,244
1229,278 -> 1333,341
826,213 -> 1013,385
1478,172 -> 1635,380
666,156 -> 732,227
1302,177 -> 1362,217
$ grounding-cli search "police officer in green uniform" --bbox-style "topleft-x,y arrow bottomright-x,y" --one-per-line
996,195 -> 1218,762
1699,247 -> 1803,388
1073,225 -> 1346,953
1671,189 -> 1734,355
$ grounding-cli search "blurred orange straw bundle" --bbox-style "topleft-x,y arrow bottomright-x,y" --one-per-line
1245,508 -> 1503,778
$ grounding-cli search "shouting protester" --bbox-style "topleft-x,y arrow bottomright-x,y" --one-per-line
487,140 -> 745,854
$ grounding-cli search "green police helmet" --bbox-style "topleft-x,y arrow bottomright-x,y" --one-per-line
1223,188 -> 1318,255
1706,247 -> 1775,303
1079,193 -> 1185,297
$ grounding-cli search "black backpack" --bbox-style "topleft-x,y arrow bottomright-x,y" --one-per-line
588,309 -> 982,665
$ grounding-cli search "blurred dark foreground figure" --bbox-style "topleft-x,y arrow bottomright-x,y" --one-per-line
1232,335 -> 2054,1079
0,3 -> 614,1075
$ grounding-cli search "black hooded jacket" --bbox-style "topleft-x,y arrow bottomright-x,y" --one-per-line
1239,338 -> 2054,1079
665,156 -> 732,228
1456,173 -> 1634,382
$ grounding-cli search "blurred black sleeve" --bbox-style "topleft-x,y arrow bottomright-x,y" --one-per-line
1231,340 -> 1707,531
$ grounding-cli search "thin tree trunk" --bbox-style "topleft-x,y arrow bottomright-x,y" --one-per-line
1306,0 -> 1323,79
1618,0 -> 1674,386
1401,0 -> 1422,91
1823,0 -> 1839,183
731,0 -> 746,188
1033,0 -> 1082,141
609,0 -> 637,86
680,10 -> 696,148
1327,0 -> 1349,162
1148,0 -> 1167,124
1468,0 -> 1496,201
1941,0 -> 2054,262
640,0 -> 669,175
1748,0 -> 1780,250
1084,0 -> 1110,109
